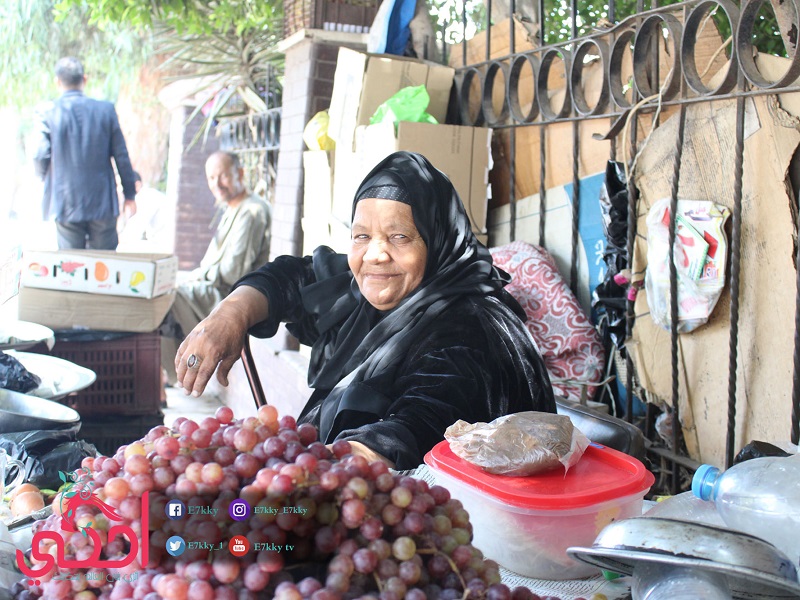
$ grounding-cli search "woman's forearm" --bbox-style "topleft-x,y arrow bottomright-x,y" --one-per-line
212,284 -> 270,330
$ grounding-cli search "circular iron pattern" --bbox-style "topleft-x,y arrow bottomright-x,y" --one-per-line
508,53 -> 540,123
266,111 -> 281,148
609,28 -> 638,109
459,67 -> 486,126
737,0 -> 800,88
537,48 -> 573,121
482,60 -> 510,126
570,38 -> 610,116
633,13 -> 684,100
682,0 -> 740,95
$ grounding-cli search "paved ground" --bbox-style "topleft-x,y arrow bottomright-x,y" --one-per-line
162,384 -> 223,428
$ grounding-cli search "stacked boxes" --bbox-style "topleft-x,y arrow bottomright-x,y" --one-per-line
302,48 -> 492,254
18,249 -> 175,447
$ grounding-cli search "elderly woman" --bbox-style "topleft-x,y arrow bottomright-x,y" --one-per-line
176,151 -> 555,469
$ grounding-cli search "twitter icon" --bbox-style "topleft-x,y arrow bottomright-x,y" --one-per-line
166,535 -> 186,557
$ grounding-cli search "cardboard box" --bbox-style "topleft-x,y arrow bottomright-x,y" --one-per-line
327,47 -> 455,150
332,121 -> 492,234
18,286 -> 175,333
301,217 -> 332,257
21,250 -> 178,299
303,150 -> 334,218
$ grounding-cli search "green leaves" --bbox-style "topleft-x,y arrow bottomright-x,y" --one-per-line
0,0 -> 149,112
55,0 -> 282,37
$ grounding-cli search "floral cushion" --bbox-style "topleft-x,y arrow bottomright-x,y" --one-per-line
491,241 -> 606,402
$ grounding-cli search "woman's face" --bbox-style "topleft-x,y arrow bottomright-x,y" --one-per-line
349,198 -> 427,311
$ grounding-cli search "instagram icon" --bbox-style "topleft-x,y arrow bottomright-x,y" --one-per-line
228,499 -> 250,521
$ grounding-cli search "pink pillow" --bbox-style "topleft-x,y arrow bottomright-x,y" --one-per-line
491,241 -> 606,402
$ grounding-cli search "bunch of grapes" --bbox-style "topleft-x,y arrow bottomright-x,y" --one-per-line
12,405 -> 557,600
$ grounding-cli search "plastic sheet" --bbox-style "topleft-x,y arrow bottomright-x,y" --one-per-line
734,440 -> 792,464
644,198 -> 730,333
444,412 -> 591,476
592,161 -> 630,351
0,351 -> 40,394
303,110 -> 335,151
369,85 -> 437,131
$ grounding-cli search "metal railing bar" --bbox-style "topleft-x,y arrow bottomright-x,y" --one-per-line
725,80 -> 747,469
667,104 -> 687,494
792,184 -> 800,445
538,126 -> 547,246
570,120 -> 581,294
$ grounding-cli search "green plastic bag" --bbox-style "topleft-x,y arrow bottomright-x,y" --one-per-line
369,85 -> 438,130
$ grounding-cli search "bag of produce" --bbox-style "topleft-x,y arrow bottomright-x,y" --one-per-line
445,411 -> 591,476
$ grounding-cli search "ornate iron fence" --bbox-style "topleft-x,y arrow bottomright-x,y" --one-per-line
449,0 -> 800,493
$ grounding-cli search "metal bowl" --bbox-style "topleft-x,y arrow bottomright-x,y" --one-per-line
0,388 -> 80,433
568,517 -> 800,600
0,320 -> 54,351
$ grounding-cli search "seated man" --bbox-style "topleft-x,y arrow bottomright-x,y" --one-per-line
162,151 -> 271,381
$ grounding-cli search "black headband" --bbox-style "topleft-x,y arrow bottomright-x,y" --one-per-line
355,184 -> 410,205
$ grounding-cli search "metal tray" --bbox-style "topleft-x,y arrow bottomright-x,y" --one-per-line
0,389 -> 80,433
568,517 -> 800,600
0,321 -> 53,351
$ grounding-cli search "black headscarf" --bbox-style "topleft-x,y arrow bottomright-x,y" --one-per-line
297,152 -> 524,439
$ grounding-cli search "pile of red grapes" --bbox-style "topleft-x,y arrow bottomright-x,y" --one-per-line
12,405 -> 561,600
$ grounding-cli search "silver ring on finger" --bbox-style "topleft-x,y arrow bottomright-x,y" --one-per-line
187,354 -> 202,369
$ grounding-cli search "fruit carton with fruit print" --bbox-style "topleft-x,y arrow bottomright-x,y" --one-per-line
21,250 -> 177,299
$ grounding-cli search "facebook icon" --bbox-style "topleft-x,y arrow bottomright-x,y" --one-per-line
165,499 -> 186,520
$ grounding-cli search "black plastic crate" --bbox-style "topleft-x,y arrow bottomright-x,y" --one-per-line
78,412 -> 164,457
35,331 -> 162,416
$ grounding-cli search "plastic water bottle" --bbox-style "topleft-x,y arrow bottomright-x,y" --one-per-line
692,454 -> 800,565
632,563 -> 732,600
645,491 -> 725,526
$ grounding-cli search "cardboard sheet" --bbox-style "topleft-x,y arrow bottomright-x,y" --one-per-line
630,57 -> 800,464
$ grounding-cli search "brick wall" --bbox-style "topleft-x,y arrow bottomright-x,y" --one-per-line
168,107 -> 221,270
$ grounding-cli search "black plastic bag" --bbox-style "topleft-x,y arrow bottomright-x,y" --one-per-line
592,160 -> 630,352
734,440 -> 792,464
0,425 -> 94,490
0,351 -> 41,394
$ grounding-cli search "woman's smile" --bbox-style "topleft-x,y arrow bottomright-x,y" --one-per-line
348,198 -> 427,311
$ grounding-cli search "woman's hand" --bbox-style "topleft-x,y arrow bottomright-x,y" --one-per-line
327,441 -> 396,469
176,286 -> 269,397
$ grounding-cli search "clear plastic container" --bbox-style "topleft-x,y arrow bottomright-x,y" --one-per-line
632,563 -> 732,600
424,440 -> 654,579
692,455 -> 800,565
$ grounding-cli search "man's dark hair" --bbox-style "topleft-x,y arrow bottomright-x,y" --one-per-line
55,57 -> 85,88
133,170 -> 142,183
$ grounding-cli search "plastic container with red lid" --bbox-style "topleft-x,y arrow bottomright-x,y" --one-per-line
424,439 -> 655,580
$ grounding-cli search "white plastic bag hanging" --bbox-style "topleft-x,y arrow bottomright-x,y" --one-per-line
644,198 -> 730,333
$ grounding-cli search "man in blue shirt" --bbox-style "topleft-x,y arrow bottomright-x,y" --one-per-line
34,57 -> 137,250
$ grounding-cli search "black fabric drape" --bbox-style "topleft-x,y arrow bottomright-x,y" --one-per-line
236,151 -> 555,467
